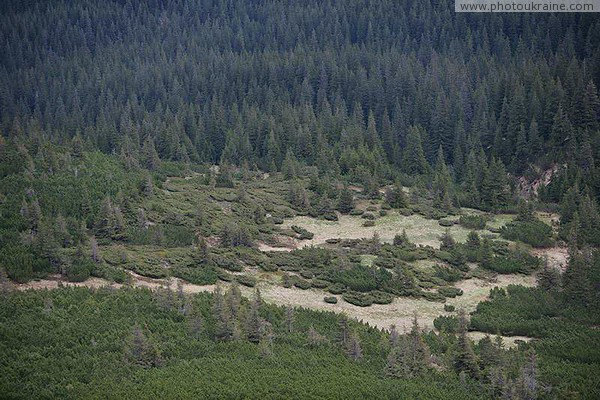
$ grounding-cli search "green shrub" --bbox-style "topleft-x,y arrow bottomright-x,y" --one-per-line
291,225 -> 314,240
235,275 -> 257,287
459,215 -> 486,230
172,266 -> 218,285
323,213 -> 338,221
483,251 -> 541,274
92,263 -> 129,283
217,269 -> 233,282
370,291 -> 394,304
438,219 -> 454,227
324,296 -> 338,304
434,315 -> 459,332
362,212 -> 376,220
300,270 -> 314,279
349,209 -> 364,216
311,279 -> 329,289
328,283 -> 346,294
433,265 -> 463,283
444,304 -> 455,312
363,220 -> 376,227
66,258 -> 95,282
421,291 -> 446,302
271,216 -> 284,225
213,255 -> 243,272
125,263 -> 168,279
293,278 -> 312,290
343,291 -> 374,307
1,245 -> 36,283
438,287 -> 463,298
379,210 -> 388,217
500,219 -> 554,248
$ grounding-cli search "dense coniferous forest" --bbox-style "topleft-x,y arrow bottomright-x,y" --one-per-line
1,0 -> 600,399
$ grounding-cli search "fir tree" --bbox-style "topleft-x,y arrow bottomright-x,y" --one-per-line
337,186 -> 354,214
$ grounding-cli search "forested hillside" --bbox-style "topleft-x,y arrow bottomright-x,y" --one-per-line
1,0 -> 600,203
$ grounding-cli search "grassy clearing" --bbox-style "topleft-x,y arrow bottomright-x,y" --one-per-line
283,210 -> 502,249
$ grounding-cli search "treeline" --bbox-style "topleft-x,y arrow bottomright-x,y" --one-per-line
0,0 -> 599,207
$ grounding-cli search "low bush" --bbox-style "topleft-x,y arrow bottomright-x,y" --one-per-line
421,291 -> 446,302
328,283 -> 346,294
293,278 -> 312,290
363,220 -> 375,227
172,265 -> 218,285
235,275 -> 257,287
217,269 -> 233,282
343,291 -> 373,307
311,279 -> 329,289
370,290 -> 394,304
66,258 -> 95,282
459,215 -> 486,230
438,286 -> 463,298
500,219 -> 554,248
324,296 -> 338,304
434,315 -> 459,333
291,225 -> 314,240
444,304 -> 455,312
438,219 -> 454,227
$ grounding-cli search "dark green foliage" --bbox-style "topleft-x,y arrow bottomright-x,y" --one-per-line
1,245 -> 34,283
438,219 -> 454,227
459,215 -> 486,230
66,253 -> 95,282
337,187 -> 354,214
235,275 -> 257,288
0,288 -> 486,399
342,291 -> 374,307
291,225 -> 314,240
470,282 -> 600,398
482,250 -> 541,274
293,278 -> 312,290
500,219 -> 554,248
438,287 -> 463,298
433,316 -> 459,333
444,304 -> 455,312
172,266 -> 218,286
324,296 -> 338,304
433,265 -> 463,283
385,185 -> 408,209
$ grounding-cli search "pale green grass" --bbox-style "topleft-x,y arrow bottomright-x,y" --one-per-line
283,210 -> 506,249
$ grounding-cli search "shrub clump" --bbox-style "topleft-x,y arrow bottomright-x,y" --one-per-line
459,215 -> 487,230
438,286 -> 463,298
291,225 -> 314,240
500,219 -> 554,248
343,291 -> 374,307
324,296 -> 338,304
434,315 -> 459,333
235,275 -> 257,287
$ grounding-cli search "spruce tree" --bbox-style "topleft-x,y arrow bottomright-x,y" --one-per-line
337,186 -> 354,214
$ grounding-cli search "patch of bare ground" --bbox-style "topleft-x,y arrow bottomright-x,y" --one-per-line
282,211 -> 493,249
532,246 -> 568,272
256,235 -> 297,252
